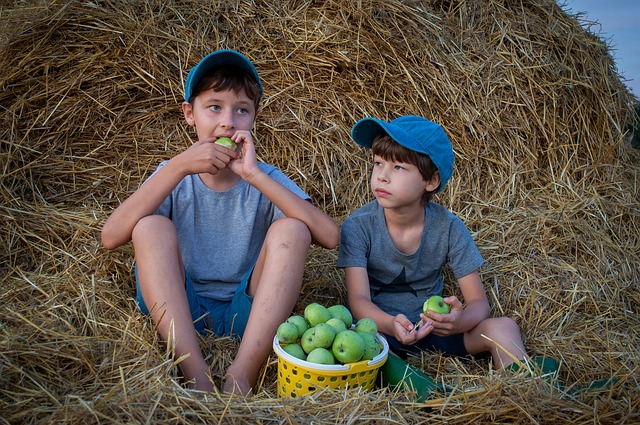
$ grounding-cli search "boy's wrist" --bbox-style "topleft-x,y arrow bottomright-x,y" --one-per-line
243,168 -> 268,186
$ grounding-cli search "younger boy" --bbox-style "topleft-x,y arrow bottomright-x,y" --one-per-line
337,115 -> 529,372
101,50 -> 339,396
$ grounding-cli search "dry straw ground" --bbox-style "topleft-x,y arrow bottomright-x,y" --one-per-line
1,0 -> 639,423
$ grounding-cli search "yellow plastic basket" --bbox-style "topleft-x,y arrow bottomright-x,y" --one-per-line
272,333 -> 389,397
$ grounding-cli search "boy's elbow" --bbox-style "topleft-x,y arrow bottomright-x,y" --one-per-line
101,231 -> 118,250
328,230 -> 340,250
101,223 -> 122,250
321,223 -> 340,249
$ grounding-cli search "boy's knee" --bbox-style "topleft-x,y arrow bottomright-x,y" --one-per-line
268,217 -> 312,246
486,316 -> 521,335
132,215 -> 175,242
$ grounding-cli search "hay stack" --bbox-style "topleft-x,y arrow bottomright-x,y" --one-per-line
1,0 -> 638,423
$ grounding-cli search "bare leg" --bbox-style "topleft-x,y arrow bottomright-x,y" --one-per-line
132,215 -> 213,391
223,218 -> 311,395
463,317 -> 528,369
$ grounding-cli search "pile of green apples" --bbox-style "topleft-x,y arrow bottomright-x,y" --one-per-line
276,303 -> 381,365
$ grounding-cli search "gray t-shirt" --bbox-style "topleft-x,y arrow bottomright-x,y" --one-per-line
149,161 -> 310,301
337,200 -> 484,322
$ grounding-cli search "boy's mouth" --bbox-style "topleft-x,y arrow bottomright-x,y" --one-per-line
374,188 -> 390,197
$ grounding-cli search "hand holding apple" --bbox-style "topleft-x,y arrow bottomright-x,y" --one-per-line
426,296 -> 465,337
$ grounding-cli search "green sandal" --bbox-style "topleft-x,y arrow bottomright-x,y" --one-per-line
377,354 -> 441,402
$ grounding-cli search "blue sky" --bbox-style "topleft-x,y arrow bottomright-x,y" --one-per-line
561,0 -> 640,97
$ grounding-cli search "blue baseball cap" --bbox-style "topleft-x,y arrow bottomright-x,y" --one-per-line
184,49 -> 263,103
351,115 -> 454,192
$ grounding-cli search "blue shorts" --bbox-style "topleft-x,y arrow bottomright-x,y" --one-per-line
385,332 -> 489,361
134,266 -> 253,339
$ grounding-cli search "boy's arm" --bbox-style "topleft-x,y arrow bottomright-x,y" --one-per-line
426,271 -> 491,335
230,132 -> 339,249
345,267 -> 402,336
244,171 -> 339,249
101,140 -> 237,249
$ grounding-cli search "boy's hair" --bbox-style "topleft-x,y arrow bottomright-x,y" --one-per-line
189,65 -> 262,110
372,134 -> 439,205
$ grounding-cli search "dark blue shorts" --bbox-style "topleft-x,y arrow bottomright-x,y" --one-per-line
385,332 -> 489,361
134,266 -> 254,339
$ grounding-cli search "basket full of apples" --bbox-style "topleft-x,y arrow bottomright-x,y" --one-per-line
273,303 -> 388,397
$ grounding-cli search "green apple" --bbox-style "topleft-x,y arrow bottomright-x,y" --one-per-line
354,317 -> 378,336
304,303 -> 332,326
423,295 -> 450,315
214,137 -> 237,150
300,326 -> 317,354
312,323 -> 336,348
283,343 -> 306,361
326,317 -> 348,334
359,332 -> 381,360
276,321 -> 299,344
286,315 -> 309,336
306,347 -> 335,365
327,304 -> 353,328
331,330 -> 365,364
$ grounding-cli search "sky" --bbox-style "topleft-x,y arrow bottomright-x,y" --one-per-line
560,0 -> 640,97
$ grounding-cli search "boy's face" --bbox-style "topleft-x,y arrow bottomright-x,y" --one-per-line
371,154 -> 440,209
182,86 -> 257,142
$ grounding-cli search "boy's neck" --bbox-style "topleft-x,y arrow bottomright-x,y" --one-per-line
199,169 -> 241,192
382,202 -> 426,227
382,204 -> 426,255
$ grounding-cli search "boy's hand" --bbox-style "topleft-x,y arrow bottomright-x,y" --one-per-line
394,314 -> 434,345
424,296 -> 463,336
227,130 -> 262,181
176,138 -> 239,175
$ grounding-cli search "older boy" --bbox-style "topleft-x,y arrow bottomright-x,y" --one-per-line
101,50 -> 339,396
338,115 -> 530,378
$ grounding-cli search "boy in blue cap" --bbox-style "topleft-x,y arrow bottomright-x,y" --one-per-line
338,115 -> 537,400
102,50 -> 339,396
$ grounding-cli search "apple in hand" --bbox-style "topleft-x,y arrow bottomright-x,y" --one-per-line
332,330 -> 365,364
276,321 -> 299,344
423,295 -> 450,315
214,137 -> 237,150
306,347 -> 335,365
304,303 -> 332,326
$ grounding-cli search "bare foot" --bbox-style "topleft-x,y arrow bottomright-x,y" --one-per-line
222,372 -> 254,396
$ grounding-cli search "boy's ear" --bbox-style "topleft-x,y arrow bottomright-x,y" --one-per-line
425,172 -> 441,192
182,101 -> 195,126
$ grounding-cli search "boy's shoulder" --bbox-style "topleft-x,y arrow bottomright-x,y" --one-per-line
345,200 -> 380,221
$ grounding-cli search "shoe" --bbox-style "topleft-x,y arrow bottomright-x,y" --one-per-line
567,377 -> 618,395
377,354 -> 440,402
505,357 -> 562,390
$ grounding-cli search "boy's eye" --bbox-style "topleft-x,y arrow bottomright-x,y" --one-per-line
394,165 -> 405,171
208,105 -> 221,111
237,107 -> 249,115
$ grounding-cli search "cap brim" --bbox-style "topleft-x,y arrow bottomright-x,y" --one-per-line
351,117 -> 414,151
351,118 -> 389,149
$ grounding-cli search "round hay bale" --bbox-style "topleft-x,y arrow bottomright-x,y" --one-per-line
1,0 -> 638,423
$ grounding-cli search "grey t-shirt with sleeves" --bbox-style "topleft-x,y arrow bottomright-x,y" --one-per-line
337,200 -> 484,322
149,160 -> 310,301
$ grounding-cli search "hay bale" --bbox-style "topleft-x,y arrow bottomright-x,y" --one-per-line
1,0 -> 638,423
